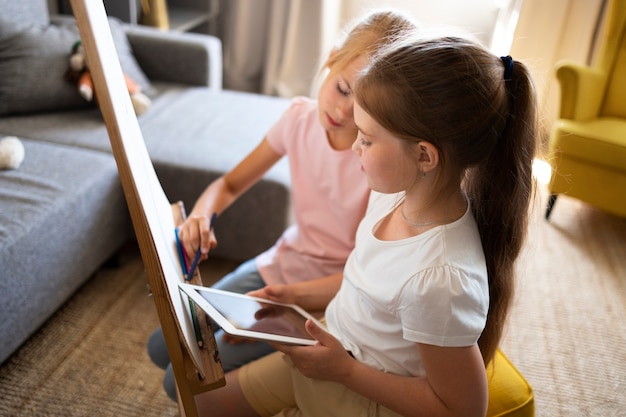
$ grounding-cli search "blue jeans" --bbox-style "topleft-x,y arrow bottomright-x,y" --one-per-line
146,258 -> 276,401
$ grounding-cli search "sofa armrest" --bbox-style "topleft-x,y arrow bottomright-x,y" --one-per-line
555,60 -> 604,121
124,26 -> 223,89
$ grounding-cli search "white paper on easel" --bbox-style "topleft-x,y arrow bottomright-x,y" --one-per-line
151,200 -> 206,378
72,0 -> 204,377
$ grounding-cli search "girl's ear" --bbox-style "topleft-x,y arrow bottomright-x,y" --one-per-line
417,141 -> 439,174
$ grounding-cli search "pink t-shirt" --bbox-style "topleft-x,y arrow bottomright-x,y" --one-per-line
255,97 -> 370,285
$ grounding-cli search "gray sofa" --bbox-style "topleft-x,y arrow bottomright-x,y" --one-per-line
0,0 -> 292,364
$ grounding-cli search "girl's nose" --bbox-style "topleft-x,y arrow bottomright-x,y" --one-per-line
338,99 -> 354,119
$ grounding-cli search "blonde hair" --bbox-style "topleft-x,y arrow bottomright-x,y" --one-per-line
356,36 -> 538,365
318,10 -> 417,84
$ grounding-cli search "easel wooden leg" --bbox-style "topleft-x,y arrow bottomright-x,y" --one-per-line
177,385 -> 187,417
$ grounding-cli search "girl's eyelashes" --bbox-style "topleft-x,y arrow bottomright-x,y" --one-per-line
357,133 -> 371,146
337,81 -> 351,97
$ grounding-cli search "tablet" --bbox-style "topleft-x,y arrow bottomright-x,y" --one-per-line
179,283 -> 323,346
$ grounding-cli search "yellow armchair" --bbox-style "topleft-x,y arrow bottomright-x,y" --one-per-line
545,0 -> 626,219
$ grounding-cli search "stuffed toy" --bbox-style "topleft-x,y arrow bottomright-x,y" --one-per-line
0,136 -> 25,170
65,40 -> 151,115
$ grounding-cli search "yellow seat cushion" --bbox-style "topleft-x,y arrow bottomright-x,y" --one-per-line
551,118 -> 626,171
486,350 -> 534,417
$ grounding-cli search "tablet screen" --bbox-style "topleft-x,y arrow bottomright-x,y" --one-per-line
179,284 -> 319,345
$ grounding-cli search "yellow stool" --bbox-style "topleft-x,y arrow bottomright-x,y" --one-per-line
486,350 -> 534,417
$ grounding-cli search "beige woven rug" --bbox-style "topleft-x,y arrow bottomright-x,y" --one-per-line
0,186 -> 624,416
500,187 -> 626,416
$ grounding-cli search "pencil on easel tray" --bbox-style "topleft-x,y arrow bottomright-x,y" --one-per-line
174,227 -> 188,273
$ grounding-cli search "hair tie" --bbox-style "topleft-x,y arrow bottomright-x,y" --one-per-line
500,55 -> 514,81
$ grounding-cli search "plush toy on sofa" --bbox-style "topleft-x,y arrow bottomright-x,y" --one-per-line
65,40 -> 151,115
0,136 -> 25,170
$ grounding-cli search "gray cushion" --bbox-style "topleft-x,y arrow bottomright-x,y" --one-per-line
0,137 -> 132,363
0,0 -> 49,26
0,17 -> 151,116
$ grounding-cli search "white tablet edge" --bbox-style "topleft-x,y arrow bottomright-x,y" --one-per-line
178,283 -> 322,346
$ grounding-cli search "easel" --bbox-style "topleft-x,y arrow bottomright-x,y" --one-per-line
69,1 -> 225,416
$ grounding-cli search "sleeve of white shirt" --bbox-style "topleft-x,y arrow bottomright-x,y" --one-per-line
397,264 -> 489,347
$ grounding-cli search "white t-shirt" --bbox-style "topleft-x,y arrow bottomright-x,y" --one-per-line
255,97 -> 370,285
325,191 -> 489,377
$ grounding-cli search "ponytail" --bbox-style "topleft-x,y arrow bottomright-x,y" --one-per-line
465,58 -> 538,364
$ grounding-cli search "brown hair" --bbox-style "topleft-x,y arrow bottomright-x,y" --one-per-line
356,36 -> 538,365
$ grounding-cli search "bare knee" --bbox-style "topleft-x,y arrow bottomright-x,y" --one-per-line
195,369 -> 259,417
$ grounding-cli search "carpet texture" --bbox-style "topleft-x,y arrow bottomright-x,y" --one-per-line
0,187 -> 624,416
500,189 -> 626,416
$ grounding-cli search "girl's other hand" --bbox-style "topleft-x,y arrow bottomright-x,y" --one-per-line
272,319 -> 354,383
247,284 -> 296,305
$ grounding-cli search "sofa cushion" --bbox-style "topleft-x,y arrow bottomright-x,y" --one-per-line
0,0 -> 49,27
551,119 -> 626,172
0,17 -> 151,116
0,137 -> 132,363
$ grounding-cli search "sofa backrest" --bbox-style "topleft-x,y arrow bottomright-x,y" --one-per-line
0,0 -> 49,25
601,1 -> 626,118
